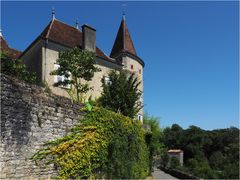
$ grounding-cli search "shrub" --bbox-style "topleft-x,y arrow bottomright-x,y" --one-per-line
32,107 -> 149,179
160,149 -> 170,168
143,114 -> 164,173
1,52 -> 36,83
187,157 -> 218,179
170,157 -> 180,169
99,70 -> 142,118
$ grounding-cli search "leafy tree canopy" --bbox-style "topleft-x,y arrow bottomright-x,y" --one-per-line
163,124 -> 184,149
50,47 -> 100,102
99,70 -> 142,118
161,124 -> 239,179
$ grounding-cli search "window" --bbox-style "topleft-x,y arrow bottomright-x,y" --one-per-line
137,114 -> 143,122
54,64 -> 62,83
104,76 -> 111,85
63,75 -> 71,89
54,64 -> 71,89
131,65 -> 133,70
139,69 -> 141,74
57,75 -> 63,82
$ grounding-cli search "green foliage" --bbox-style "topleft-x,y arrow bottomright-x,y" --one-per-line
50,47 -> 100,102
143,114 -> 163,155
32,107 -> 149,179
143,113 -> 164,173
1,52 -> 36,83
209,151 -> 225,170
99,70 -> 142,118
85,101 -> 93,112
163,124 -> 183,149
170,157 -> 180,169
162,124 -> 239,179
160,149 -> 170,168
187,157 -> 218,179
221,162 -> 239,179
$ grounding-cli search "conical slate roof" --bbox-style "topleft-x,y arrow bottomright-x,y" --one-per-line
110,17 -> 137,58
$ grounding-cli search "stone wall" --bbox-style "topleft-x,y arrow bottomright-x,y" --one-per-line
0,74 -> 84,179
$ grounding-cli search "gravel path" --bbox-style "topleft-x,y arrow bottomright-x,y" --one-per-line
152,167 -> 178,179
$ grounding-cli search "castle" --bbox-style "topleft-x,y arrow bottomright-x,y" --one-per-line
1,12 -> 145,122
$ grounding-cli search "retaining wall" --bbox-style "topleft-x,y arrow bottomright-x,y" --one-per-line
0,74 -> 84,179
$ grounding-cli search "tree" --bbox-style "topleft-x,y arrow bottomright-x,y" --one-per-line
170,157 -> 180,169
50,47 -> 100,102
1,52 -> 36,83
209,151 -> 225,170
163,124 -> 184,149
143,114 -> 164,172
99,70 -> 142,118
187,157 -> 218,179
160,149 -> 170,168
143,114 -> 163,155
183,126 -> 206,160
162,124 -> 239,179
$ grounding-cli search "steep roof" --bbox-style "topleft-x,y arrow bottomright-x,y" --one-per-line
110,17 -> 137,58
40,19 -> 82,48
0,36 -> 22,59
21,19 -> 118,65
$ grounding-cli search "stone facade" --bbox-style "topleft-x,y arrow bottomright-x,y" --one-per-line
22,39 -> 44,84
0,74 -> 84,179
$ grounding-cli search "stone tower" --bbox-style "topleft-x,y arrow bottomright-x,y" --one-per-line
110,15 -> 145,122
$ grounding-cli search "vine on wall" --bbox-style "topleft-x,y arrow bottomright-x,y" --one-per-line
32,107 -> 149,179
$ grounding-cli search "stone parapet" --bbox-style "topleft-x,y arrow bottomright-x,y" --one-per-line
0,74 -> 84,179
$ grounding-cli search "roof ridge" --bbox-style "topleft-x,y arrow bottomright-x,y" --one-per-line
1,36 -> 8,46
45,19 -> 55,39
54,18 -> 82,32
103,51 -> 114,60
97,46 -> 115,60
0,34 -> 5,40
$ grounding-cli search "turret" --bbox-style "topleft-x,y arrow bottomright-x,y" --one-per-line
110,15 -> 145,122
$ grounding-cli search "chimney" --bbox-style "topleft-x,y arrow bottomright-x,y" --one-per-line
82,24 -> 96,52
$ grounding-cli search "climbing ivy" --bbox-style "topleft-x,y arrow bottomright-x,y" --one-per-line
32,107 -> 149,179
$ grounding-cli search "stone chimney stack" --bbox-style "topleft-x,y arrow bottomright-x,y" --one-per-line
82,24 -> 96,52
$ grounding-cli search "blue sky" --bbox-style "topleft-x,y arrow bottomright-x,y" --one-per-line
1,1 -> 239,130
